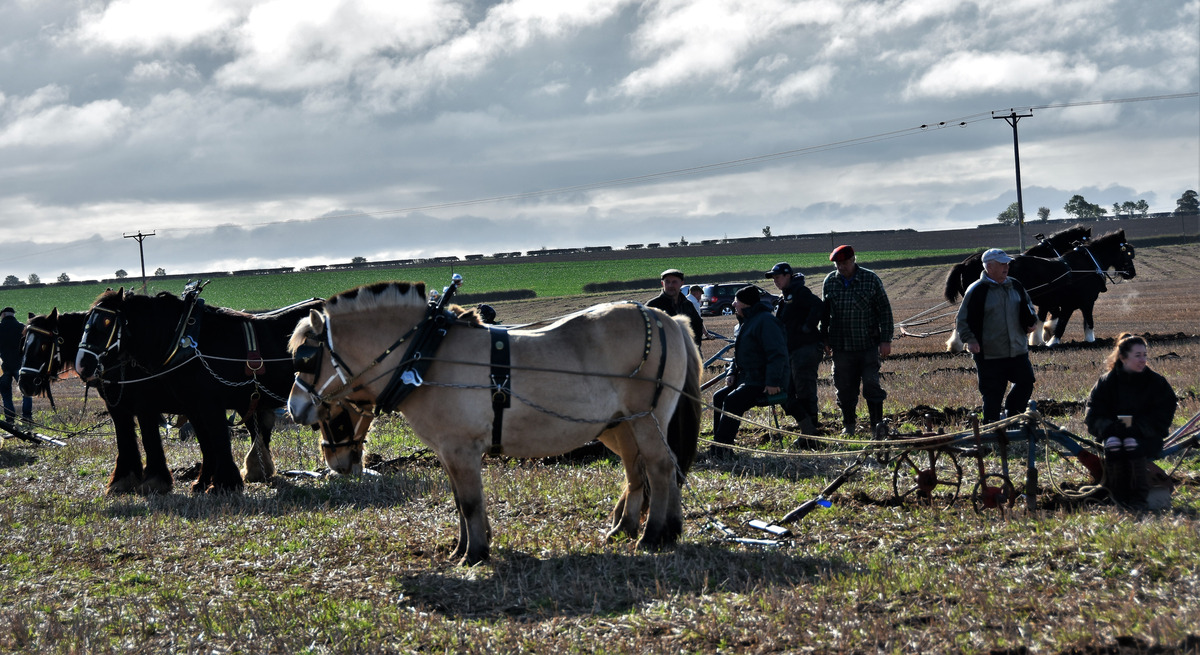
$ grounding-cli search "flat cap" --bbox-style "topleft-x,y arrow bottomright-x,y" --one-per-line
660,268 -> 685,280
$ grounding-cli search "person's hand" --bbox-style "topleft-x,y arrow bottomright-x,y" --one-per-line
967,341 -> 981,354
879,342 -> 891,358
765,386 -> 780,395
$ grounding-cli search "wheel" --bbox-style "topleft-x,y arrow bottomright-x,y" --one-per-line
891,448 -> 963,509
970,473 -> 1016,515
720,304 -> 734,315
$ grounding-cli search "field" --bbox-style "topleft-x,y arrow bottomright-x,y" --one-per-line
0,245 -> 1198,653
0,248 -> 970,314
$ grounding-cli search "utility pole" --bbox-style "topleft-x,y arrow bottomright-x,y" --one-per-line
123,231 -> 155,294
994,109 -> 1033,251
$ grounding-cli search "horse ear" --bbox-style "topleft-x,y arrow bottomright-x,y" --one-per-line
49,308 -> 58,320
308,309 -> 325,335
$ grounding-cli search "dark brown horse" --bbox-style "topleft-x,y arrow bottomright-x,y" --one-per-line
75,288 -> 322,493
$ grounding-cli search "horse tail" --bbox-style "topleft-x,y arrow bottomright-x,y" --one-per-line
667,327 -> 701,481
944,262 -> 968,302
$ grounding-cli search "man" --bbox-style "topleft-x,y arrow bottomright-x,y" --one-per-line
820,245 -> 893,434
711,286 -> 789,450
686,285 -> 704,314
647,269 -> 705,346
0,307 -> 33,425
954,248 -> 1038,425
767,262 -> 823,435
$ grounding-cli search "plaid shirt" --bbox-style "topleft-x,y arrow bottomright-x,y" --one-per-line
820,266 -> 894,351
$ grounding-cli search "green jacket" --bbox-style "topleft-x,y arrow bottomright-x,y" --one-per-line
820,266 -> 893,352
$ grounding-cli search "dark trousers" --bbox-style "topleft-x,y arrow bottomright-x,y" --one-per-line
972,354 -> 1035,423
712,383 -> 764,445
831,349 -> 886,417
0,372 -> 32,423
785,344 -> 822,424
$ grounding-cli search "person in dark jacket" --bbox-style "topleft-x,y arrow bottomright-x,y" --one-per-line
767,262 -> 823,435
0,307 -> 33,424
1085,333 -> 1177,508
953,248 -> 1038,424
647,269 -> 705,346
710,286 -> 789,451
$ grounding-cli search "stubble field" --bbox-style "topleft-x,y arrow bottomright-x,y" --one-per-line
0,245 -> 1197,654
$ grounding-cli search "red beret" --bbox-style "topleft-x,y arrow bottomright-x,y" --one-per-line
829,245 -> 855,262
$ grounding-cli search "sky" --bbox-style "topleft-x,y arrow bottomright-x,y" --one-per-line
1,0 -> 1197,283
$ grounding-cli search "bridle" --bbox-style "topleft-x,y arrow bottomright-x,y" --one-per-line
77,305 -> 125,378
19,323 -> 63,381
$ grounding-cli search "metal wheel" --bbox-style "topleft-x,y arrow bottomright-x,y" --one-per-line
970,473 -> 1016,515
891,448 -> 963,508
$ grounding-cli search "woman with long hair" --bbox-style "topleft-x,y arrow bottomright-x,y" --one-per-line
1084,334 -> 1177,508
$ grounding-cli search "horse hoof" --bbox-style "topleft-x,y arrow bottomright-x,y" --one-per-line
242,452 -> 276,483
138,475 -> 173,495
106,473 -> 141,495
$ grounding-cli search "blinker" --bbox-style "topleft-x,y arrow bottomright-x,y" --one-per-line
292,343 -> 323,374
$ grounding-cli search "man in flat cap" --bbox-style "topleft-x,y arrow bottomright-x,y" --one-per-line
710,286 -> 789,452
647,268 -> 705,346
820,245 -> 893,434
954,248 -> 1038,425
767,262 -> 823,436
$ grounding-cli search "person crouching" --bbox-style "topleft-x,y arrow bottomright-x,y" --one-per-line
710,286 -> 789,453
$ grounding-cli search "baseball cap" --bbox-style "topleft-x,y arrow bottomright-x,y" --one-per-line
981,248 -> 1014,264
765,262 -> 792,278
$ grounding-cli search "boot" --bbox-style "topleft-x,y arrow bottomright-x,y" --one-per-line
840,408 -> 857,435
868,401 -> 884,430
1126,457 -> 1150,510
1103,453 -> 1129,504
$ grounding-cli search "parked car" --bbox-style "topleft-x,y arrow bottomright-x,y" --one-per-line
699,283 -> 779,316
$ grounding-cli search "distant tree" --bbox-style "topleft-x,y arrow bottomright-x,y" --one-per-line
1175,190 -> 1199,216
1134,200 -> 1149,216
154,267 -> 166,276
27,273 -> 40,285
115,269 -> 128,279
678,236 -> 689,246
996,202 -> 1024,226
1037,207 -> 1051,222
351,256 -> 367,264
3,275 -> 20,286
762,226 -> 772,238
1063,195 -> 1107,219
57,273 -> 70,283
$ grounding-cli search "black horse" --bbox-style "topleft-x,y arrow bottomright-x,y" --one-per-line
19,309 -> 174,494
943,224 -> 1092,304
944,229 -> 1136,349
75,288 -> 322,493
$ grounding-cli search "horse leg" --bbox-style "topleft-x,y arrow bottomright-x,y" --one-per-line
1031,308 -> 1051,347
1049,309 -> 1072,347
106,409 -> 144,495
189,409 -> 244,494
600,427 -> 645,542
242,408 -> 277,483
137,411 -> 173,495
440,455 -> 490,566
945,328 -> 964,353
633,418 -> 683,550
1082,302 -> 1096,342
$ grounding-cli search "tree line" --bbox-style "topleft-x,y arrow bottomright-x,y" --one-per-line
996,189 -> 1199,226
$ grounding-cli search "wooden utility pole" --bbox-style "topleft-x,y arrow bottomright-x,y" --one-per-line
123,231 -> 155,294
994,110 -> 1033,251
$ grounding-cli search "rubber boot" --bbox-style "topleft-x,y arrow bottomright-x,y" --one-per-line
840,407 -> 857,435
1126,457 -> 1149,510
1103,453 -> 1128,504
868,401 -> 884,431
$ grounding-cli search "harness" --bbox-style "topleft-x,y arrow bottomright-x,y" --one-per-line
162,281 -> 207,368
487,326 -> 511,456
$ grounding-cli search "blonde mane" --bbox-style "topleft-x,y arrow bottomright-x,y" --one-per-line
326,281 -> 428,316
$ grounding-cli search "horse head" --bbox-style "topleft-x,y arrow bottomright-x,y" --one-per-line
287,282 -> 428,473
1092,229 -> 1137,280
19,308 -> 65,397
75,288 -> 132,382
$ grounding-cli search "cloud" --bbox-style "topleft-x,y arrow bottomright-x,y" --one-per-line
0,88 -> 131,148
73,0 -> 240,51
907,51 -> 1099,99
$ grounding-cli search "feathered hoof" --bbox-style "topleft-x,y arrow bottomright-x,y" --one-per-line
242,450 -> 276,483
106,472 -> 141,495
138,474 -> 173,495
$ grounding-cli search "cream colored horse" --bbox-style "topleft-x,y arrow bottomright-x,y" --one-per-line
287,281 -> 701,566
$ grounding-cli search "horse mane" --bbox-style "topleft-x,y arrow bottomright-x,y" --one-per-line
326,281 -> 429,316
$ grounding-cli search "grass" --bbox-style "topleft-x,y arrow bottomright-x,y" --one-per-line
0,248 -> 968,314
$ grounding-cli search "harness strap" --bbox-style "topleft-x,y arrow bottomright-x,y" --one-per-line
163,296 -> 205,368
243,322 -> 263,377
647,309 -> 670,410
488,327 -> 512,456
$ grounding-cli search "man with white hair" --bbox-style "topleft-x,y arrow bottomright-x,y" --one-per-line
954,248 -> 1038,424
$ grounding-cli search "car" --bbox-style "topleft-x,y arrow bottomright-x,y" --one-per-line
699,283 -> 779,316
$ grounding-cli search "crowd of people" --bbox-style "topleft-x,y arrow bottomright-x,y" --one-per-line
651,244 -> 1179,509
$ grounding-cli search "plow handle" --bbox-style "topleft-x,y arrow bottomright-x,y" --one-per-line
777,462 -> 860,526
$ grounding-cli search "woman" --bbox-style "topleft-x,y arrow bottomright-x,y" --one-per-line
1084,334 -> 1177,507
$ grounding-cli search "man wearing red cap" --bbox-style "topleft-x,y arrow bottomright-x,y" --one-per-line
820,245 -> 893,434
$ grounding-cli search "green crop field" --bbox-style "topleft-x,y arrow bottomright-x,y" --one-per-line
0,248 -> 966,314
